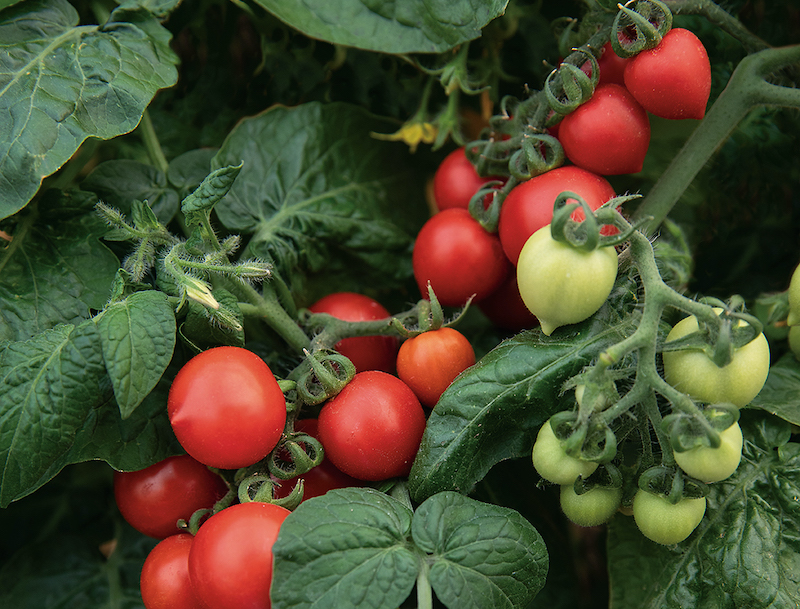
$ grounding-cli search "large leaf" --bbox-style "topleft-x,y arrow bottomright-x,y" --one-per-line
408,315 -> 630,502
0,321 -> 107,507
254,0 -> 509,54
212,102 -> 425,293
0,190 -> 120,344
0,0 -> 179,220
749,353 -> 800,427
607,412 -> 800,609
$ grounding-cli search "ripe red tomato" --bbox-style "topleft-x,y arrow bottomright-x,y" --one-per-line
317,370 -> 427,481
188,502 -> 290,609
497,165 -> 617,265
396,327 -> 476,407
623,28 -> 711,120
477,273 -> 539,330
114,454 -> 228,539
308,292 -> 398,374
272,418 -> 364,499
412,208 -> 511,307
140,533 -> 203,609
558,83 -> 650,175
579,42 -> 630,86
433,147 -> 500,212
168,347 -> 287,469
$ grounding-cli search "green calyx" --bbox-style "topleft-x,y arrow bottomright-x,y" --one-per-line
611,0 -> 673,58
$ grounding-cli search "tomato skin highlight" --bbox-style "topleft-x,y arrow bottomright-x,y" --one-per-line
624,28 -> 711,120
317,370 -> 427,481
412,208 -> 511,306
673,422 -> 743,483
114,454 -> 228,539
497,165 -> 617,265
308,292 -> 398,374
140,533 -> 204,609
558,84 -> 650,175
396,327 -> 476,407
433,147 -> 499,212
632,491 -> 706,545
168,347 -> 287,469
188,502 -> 290,609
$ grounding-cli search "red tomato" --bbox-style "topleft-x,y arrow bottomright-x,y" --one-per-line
497,165 -> 617,265
396,327 -> 476,407
412,208 -> 511,307
623,28 -> 711,120
558,84 -> 650,175
140,534 -> 203,609
168,347 -> 287,469
477,273 -> 539,331
188,502 -> 290,609
308,292 -> 398,373
272,418 -> 364,500
317,371 -> 427,481
114,454 -> 228,539
433,147 -> 501,212
581,42 -> 629,87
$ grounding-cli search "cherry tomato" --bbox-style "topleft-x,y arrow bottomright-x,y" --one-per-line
532,419 -> 598,485
560,484 -> 622,527
317,370 -> 427,481
114,454 -> 228,539
308,292 -> 398,374
558,84 -> 650,175
396,327 -> 476,407
786,261 -> 800,326
433,147 -> 500,212
632,491 -> 706,545
624,28 -> 711,120
272,418 -> 363,500
188,502 -> 290,609
673,422 -> 743,483
140,533 -> 203,609
412,208 -> 511,307
477,273 -> 539,331
168,346 -> 287,469
517,225 -> 619,335
579,42 -> 630,86
497,165 -> 617,265
661,311 -> 770,407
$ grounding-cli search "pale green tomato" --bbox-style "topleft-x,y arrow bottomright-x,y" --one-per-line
787,262 -> 800,327
532,419 -> 598,485
560,484 -> 622,527
673,422 -> 743,483
662,312 -> 770,407
632,491 -> 706,545
516,226 -> 618,336
789,325 -> 800,360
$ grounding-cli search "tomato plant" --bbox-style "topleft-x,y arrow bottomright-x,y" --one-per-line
188,502 -> 290,609
432,147 -> 500,212
317,370 -> 427,481
168,347 -> 287,469
140,533 -> 203,609
114,454 -> 228,539
396,326 -> 476,407
307,292 -> 398,373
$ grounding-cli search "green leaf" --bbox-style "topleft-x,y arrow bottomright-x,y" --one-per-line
0,191 -> 120,344
254,0 -> 509,54
749,353 -> 800,427
607,412 -> 800,609
211,102 -> 425,293
81,159 -> 180,224
408,316 -> 629,502
0,321 -> 107,507
413,492 -> 548,609
95,291 -> 176,419
181,288 -> 245,349
181,162 -> 242,216
167,148 -> 217,198
271,487 -> 421,609
0,0 -> 179,220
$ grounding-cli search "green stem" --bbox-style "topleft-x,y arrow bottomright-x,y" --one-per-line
416,561 -> 434,609
634,44 -> 800,234
137,110 -> 169,174
236,281 -> 310,354
665,0 -> 769,52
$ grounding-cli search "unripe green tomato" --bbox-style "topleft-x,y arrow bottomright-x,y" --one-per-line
787,262 -> 800,327
789,325 -> 800,360
673,422 -> 743,483
560,484 -> 622,527
662,313 -> 770,407
516,226 -> 618,336
532,420 -> 598,485
632,491 -> 706,545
